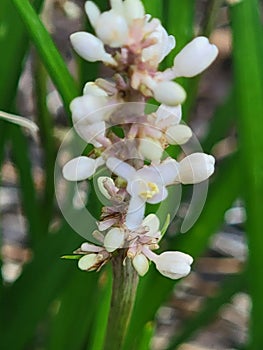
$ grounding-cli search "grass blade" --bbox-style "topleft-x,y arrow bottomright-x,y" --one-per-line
230,1 -> 263,348
11,0 -> 79,116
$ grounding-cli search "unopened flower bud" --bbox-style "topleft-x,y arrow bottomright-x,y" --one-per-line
139,137 -> 163,162
70,32 -> 116,65
62,156 -> 103,181
95,10 -> 129,48
173,36 -> 218,78
153,81 -> 186,106
123,0 -> 145,22
142,214 -> 160,237
166,124 -> 192,145
83,82 -> 108,96
155,251 -> 193,279
104,227 -> 125,252
132,254 -> 149,276
98,176 -> 116,199
85,1 -> 101,28
78,253 -> 98,271
176,153 -> 215,184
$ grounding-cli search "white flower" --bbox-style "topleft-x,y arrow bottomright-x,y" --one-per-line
62,156 -> 104,181
104,227 -> 125,252
155,251 -> 193,279
70,32 -> 116,65
175,153 -> 215,184
106,157 -> 178,229
155,104 -> 182,125
122,0 -> 145,23
172,36 -> 218,78
132,254 -> 149,276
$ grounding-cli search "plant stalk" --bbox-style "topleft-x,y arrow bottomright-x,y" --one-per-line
103,250 -> 139,350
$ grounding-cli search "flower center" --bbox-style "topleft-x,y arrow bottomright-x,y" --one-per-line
140,182 -> 159,199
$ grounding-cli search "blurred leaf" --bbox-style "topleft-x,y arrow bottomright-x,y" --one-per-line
88,270 -> 112,350
165,273 -> 246,349
11,0 -> 79,116
0,0 -> 44,110
125,155 -> 241,349
10,125 -> 44,243
0,222 -> 83,349
142,0 -> 163,19
137,322 -> 155,350
47,269 -> 99,350
230,1 -> 263,348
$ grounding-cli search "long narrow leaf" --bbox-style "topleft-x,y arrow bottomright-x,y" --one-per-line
11,0 -> 79,116
230,1 -> 263,348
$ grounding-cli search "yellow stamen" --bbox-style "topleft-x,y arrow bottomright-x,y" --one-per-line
140,182 -> 159,199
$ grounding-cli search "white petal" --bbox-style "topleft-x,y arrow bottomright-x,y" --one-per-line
166,124 -> 192,145
70,95 -> 108,124
85,1 -> 101,28
126,196 -> 145,230
154,159 -> 179,186
73,121 -> 106,147
70,32 -> 116,65
83,82 -> 108,96
176,153 -> 215,184
62,156 -> 97,181
78,253 -> 98,270
173,36 -> 218,78
95,10 -> 129,48
155,251 -> 193,279
104,227 -> 125,252
110,0 -> 124,13
132,254 -> 149,276
123,0 -> 145,22
153,81 -> 186,106
138,137 -> 163,162
156,104 -> 182,124
142,214 -> 160,236
106,157 -> 136,181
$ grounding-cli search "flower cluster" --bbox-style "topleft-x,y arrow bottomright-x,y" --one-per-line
62,0 -> 218,280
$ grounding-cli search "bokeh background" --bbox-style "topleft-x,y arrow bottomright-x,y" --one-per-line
0,1 -> 262,349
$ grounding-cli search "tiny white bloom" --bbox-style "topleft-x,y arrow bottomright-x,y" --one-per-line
155,251 -> 193,279
173,36 -> 218,78
62,156 -> 104,181
132,254 -> 149,276
85,1 -> 101,28
70,32 -> 116,65
123,0 -> 145,22
142,214 -> 160,237
104,227 -> 125,252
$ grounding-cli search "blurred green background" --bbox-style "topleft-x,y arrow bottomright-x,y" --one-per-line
0,0 -> 263,349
